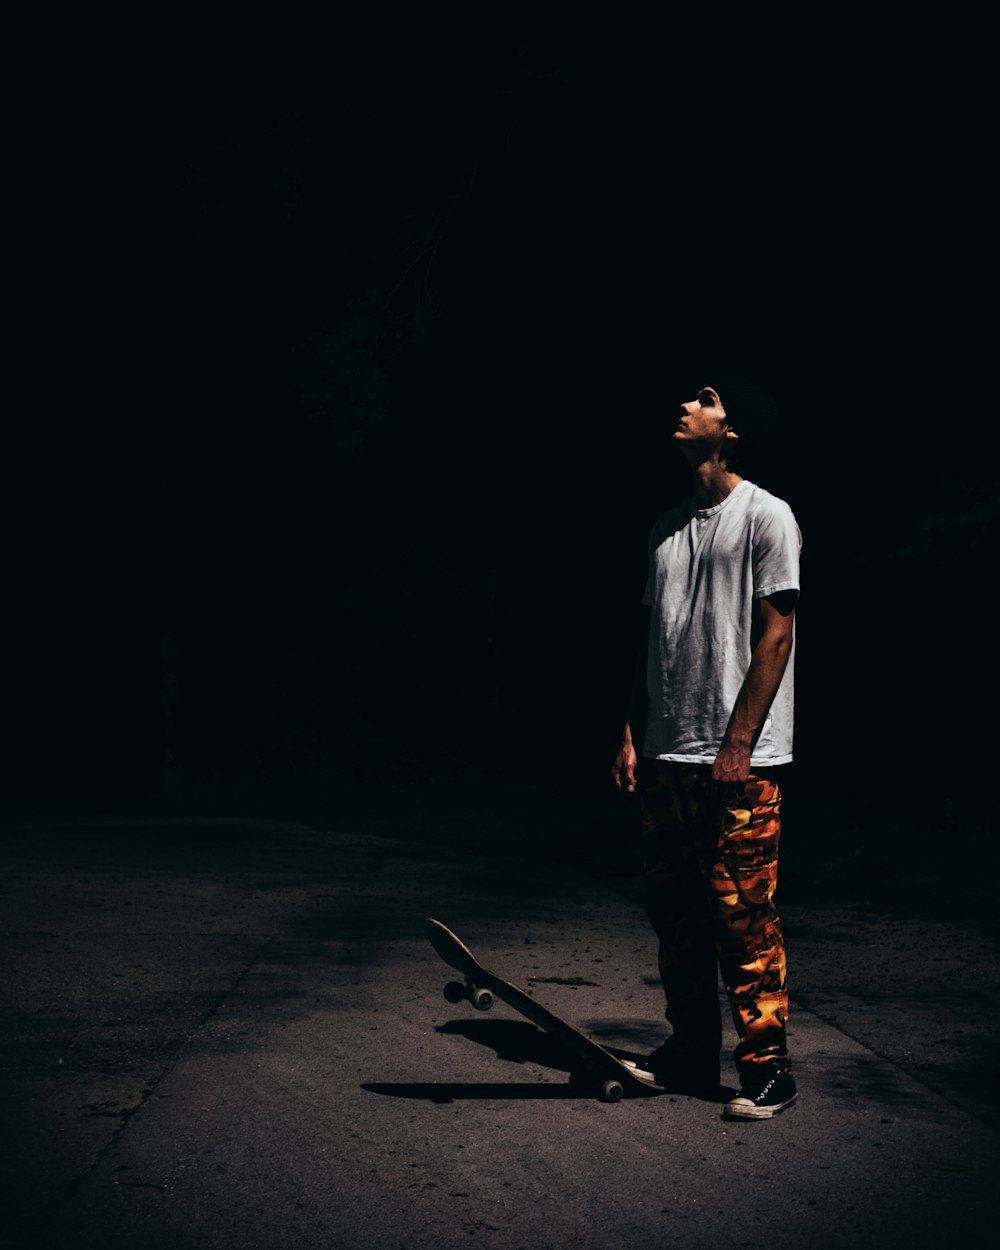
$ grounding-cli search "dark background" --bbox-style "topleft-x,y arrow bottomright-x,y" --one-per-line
5,19 -> 996,824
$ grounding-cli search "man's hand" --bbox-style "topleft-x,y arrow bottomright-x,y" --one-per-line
711,741 -> 752,786
611,737 -> 639,793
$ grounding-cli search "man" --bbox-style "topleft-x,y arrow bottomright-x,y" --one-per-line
610,376 -> 801,1120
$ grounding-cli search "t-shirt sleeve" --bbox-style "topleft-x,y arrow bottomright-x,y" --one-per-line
753,498 -> 802,599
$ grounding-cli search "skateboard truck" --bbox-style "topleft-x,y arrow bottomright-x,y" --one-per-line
443,978 -> 495,1012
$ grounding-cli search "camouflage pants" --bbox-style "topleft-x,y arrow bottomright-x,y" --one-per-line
641,760 -> 789,1075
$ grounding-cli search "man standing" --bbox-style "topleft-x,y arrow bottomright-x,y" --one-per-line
610,376 -> 801,1119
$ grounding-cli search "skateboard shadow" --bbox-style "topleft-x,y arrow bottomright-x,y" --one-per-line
362,1019 -> 611,1103
362,1019 -> 731,1103
364,1018 -> 734,1104
436,1018 -> 573,1073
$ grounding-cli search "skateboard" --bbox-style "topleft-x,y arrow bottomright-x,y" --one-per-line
425,917 -> 662,1103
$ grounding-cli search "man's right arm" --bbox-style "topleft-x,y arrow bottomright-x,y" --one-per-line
610,611 -> 650,794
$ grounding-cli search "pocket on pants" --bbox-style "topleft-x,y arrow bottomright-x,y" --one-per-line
720,779 -> 781,869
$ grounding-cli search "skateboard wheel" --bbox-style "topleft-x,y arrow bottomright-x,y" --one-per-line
471,987 -> 494,1012
443,981 -> 466,1004
598,1080 -> 624,1104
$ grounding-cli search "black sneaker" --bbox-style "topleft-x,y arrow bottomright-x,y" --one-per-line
723,1062 -> 797,1119
646,1039 -> 721,1096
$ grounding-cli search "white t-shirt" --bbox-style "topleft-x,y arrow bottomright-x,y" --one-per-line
641,480 -> 801,766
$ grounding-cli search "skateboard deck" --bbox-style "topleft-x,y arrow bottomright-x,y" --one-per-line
425,917 -> 662,1102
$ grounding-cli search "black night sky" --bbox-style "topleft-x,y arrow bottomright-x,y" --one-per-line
5,19 -> 996,824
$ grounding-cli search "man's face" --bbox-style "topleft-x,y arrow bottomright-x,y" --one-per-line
673,386 -> 731,448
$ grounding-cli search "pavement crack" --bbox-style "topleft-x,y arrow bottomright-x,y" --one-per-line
25,937 -> 274,1249
789,993 -> 999,1132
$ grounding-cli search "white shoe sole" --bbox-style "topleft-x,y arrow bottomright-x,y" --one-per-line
723,1091 -> 798,1120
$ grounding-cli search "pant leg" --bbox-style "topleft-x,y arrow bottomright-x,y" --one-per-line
708,773 -> 789,1074
641,761 -> 723,1057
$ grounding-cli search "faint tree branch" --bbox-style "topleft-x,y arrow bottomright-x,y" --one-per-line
295,163 -> 479,451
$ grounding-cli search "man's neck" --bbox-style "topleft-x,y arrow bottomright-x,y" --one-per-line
691,462 -> 744,509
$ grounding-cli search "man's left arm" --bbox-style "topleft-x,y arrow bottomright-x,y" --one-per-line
711,590 -> 798,786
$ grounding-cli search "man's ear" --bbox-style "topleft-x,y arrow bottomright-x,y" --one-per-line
720,426 -> 740,468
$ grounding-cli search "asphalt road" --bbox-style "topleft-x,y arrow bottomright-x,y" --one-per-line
1,792 -> 997,1249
